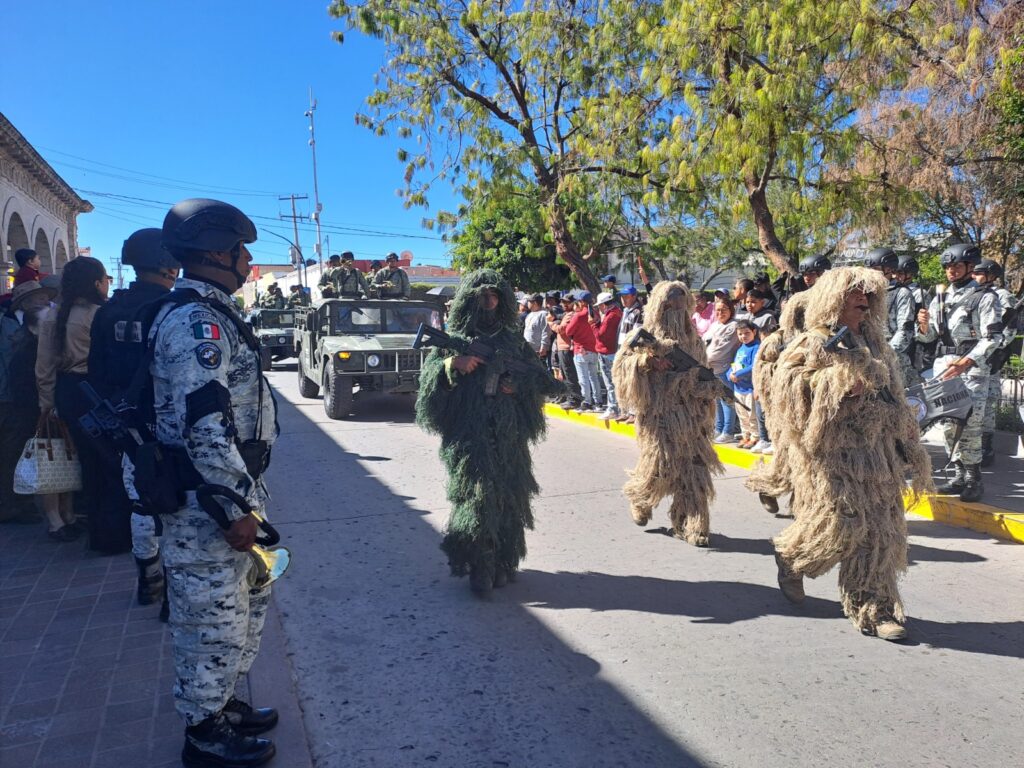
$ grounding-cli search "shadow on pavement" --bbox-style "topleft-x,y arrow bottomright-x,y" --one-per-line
267,388 -> 705,768
516,570 -> 1024,661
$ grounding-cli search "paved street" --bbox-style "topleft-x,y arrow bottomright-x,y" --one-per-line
264,366 -> 1024,768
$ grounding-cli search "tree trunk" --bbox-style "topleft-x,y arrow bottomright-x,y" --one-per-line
746,182 -> 796,274
547,204 -> 600,294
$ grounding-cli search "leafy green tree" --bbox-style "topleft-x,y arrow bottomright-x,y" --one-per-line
329,0 -> 655,293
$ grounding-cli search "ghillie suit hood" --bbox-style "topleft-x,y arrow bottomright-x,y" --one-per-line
745,290 -> 811,501
771,267 -> 933,631
415,269 -> 561,579
612,281 -> 723,545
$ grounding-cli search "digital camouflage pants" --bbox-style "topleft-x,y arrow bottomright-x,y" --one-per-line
935,355 -> 989,466
161,502 -> 270,726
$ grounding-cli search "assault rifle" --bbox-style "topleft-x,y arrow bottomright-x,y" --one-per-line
628,328 -> 749,410
413,323 -> 545,396
78,382 -> 147,463
821,325 -> 898,406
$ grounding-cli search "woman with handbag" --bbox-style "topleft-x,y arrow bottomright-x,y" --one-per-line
35,256 -> 129,552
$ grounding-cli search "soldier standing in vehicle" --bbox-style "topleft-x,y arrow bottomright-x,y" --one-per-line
88,228 -> 180,615
319,253 -> 341,290
865,247 -> 919,387
916,243 -> 1002,502
155,198 -> 280,767
287,284 -> 310,308
373,252 -> 411,298
332,251 -> 370,298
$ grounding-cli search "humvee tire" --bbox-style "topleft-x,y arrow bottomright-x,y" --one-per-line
323,368 -> 353,420
297,358 -> 320,398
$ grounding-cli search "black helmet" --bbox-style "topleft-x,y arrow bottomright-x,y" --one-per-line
973,258 -> 1003,278
864,247 -> 898,270
896,254 -> 919,276
798,255 -> 832,274
122,228 -> 180,271
162,198 -> 257,254
939,243 -> 981,267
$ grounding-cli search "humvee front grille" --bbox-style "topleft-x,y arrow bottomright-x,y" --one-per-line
397,351 -> 421,371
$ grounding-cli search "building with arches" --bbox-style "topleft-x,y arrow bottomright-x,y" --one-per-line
1,112 -> 92,290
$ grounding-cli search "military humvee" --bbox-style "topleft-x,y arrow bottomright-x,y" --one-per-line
294,298 -> 442,419
246,309 -> 298,371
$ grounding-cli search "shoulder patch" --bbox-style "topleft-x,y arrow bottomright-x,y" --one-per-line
194,342 -> 222,369
192,322 -> 221,340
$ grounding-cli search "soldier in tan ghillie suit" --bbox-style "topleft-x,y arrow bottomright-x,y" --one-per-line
745,290 -> 812,517
770,267 -> 933,642
612,281 -> 723,546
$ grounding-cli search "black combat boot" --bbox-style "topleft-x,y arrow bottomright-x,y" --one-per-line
774,552 -> 805,604
758,493 -> 779,515
135,555 -> 164,606
960,464 -> 984,503
223,697 -> 279,735
980,433 -> 995,467
181,713 -> 275,767
469,550 -> 495,596
937,461 -> 966,495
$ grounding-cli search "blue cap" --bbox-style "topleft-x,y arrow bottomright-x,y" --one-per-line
574,290 -> 592,302
619,285 -> 637,296
600,273 -> 616,282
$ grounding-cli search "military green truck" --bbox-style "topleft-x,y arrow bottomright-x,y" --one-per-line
247,308 -> 298,371
294,299 -> 443,419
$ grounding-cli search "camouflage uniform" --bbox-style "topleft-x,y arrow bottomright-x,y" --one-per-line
372,266 -> 411,298
332,265 -> 370,298
886,281 -> 919,387
984,287 -> 1018,432
149,277 -> 278,726
917,280 -> 1001,465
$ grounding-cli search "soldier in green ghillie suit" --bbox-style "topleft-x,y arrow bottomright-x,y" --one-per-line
416,269 -> 561,595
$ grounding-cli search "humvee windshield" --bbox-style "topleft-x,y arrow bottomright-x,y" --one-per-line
258,311 -> 295,328
331,305 -> 441,334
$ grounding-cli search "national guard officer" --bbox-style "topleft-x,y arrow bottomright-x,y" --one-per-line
798,254 -> 831,288
287,284 -> 310,308
332,251 -> 370,297
155,199 -> 279,767
895,254 -> 934,379
866,247 -> 918,386
372,252 -> 411,298
971,258 -> 1019,466
88,228 -> 180,614
916,243 -> 1002,502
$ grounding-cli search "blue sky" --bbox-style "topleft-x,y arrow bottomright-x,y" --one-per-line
3,0 -> 458,279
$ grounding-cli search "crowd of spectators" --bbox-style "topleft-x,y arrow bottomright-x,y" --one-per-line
516,273 -> 783,451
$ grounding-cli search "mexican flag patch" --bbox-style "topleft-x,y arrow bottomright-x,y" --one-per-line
192,322 -> 221,340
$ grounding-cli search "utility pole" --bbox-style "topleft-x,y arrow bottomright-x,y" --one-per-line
304,89 -> 324,270
115,256 -> 124,290
279,194 -> 309,288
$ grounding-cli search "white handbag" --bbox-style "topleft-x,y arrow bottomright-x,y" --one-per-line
14,417 -> 83,495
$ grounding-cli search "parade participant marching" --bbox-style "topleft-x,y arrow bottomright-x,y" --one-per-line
612,281 -> 723,547
332,251 -> 370,298
416,269 -> 560,594
744,290 -> 812,516
970,258 -> 1019,467
865,247 -> 919,386
916,243 -> 1002,501
153,199 -> 280,766
372,252 -> 411,298
87,228 -> 180,612
771,267 -> 932,642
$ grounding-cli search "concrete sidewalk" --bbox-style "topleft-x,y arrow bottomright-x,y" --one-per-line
545,403 -> 1024,544
0,520 -> 313,768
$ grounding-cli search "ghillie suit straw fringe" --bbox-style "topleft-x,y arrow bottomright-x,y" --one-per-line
745,291 -> 811,505
771,267 -> 933,632
415,269 -> 561,589
612,281 -> 724,546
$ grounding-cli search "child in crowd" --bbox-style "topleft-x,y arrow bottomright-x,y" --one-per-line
729,320 -> 760,448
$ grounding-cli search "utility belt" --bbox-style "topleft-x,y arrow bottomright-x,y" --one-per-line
937,341 -> 976,357
133,438 -> 270,518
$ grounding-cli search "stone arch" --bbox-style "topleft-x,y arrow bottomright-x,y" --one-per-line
54,240 -> 68,270
34,228 -> 52,272
6,211 -> 29,265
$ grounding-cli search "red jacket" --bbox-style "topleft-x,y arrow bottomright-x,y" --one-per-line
592,305 -> 622,354
14,266 -> 44,286
561,308 -> 598,354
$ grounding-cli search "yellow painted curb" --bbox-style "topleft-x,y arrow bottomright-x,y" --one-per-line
544,402 -> 1024,544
